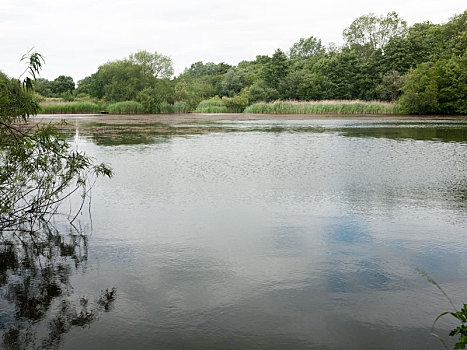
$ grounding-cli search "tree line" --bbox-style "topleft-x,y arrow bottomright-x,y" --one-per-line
35,10 -> 466,115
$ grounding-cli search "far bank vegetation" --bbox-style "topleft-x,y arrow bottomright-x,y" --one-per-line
35,11 -> 466,115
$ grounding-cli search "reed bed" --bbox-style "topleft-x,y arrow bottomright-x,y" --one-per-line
107,101 -> 144,114
142,101 -> 192,114
40,100 -> 193,115
244,100 -> 403,115
39,99 -> 403,116
195,99 -> 229,113
173,101 -> 191,113
40,102 -> 101,114
149,101 -> 174,114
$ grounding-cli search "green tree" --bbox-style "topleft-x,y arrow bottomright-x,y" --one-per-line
400,55 -> 467,115
343,12 -> 407,53
129,50 -> 174,79
262,49 -> 290,89
376,70 -> 405,101
183,61 -> 231,78
399,63 -> 439,114
136,79 -> 175,112
76,72 -> 105,99
289,36 -> 324,59
99,60 -> 147,101
382,22 -> 442,73
174,78 -> 215,108
34,78 -> 53,97
311,49 -> 360,100
51,75 -> 75,96
442,11 -> 467,57
279,70 -> 323,100
220,67 -> 251,97
434,55 -> 467,114
247,80 -> 279,103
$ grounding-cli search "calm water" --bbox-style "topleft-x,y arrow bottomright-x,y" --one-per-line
1,118 -> 467,349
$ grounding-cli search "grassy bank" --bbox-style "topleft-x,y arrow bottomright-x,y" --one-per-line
244,100 -> 403,115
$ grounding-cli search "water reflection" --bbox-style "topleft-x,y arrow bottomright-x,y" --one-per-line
0,226 -> 116,349
338,124 -> 467,142
23,118 -> 467,349
326,216 -> 372,244
210,119 -> 467,143
79,119 -> 467,146
90,134 -> 169,146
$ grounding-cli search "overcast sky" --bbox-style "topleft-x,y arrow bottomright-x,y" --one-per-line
1,0 -> 465,82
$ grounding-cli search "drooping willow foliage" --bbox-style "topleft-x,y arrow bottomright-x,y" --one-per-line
0,50 -> 115,349
0,50 -> 112,236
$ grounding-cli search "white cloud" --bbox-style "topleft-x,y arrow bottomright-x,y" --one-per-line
1,0 -> 465,82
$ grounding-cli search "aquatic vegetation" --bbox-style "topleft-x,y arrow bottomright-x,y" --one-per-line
173,101 -> 191,113
107,101 -> 144,114
195,97 -> 228,113
244,100 -> 403,115
40,102 -> 101,114
40,100 -> 192,115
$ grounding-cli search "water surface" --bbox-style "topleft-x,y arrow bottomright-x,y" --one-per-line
2,118 -> 466,349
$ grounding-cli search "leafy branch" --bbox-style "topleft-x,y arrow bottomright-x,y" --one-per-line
417,268 -> 467,349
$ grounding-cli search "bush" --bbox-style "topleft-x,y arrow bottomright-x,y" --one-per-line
399,64 -> 440,114
195,91 -> 249,113
221,89 -> 249,112
399,56 -> 467,115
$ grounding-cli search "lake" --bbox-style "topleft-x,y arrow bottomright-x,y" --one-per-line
1,116 -> 466,349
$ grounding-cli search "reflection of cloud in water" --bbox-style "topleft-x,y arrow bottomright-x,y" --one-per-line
323,217 -> 393,293
61,120 -> 467,349
325,216 -> 372,245
410,248 -> 462,283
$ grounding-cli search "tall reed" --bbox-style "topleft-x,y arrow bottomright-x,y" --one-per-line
244,100 -> 403,115
40,102 -> 101,114
107,101 -> 144,114
195,99 -> 228,113
174,101 -> 191,113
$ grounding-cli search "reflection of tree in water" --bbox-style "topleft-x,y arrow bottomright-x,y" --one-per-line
0,225 -> 116,349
